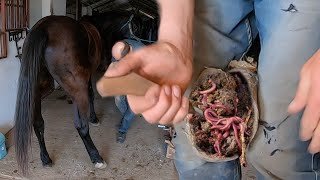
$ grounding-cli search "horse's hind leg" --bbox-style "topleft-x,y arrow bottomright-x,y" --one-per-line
72,88 -> 106,169
88,79 -> 100,126
33,97 -> 53,167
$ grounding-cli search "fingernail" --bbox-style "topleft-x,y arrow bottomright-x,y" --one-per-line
173,85 -> 180,98
107,62 -> 117,70
288,101 -> 294,109
300,135 -> 309,142
164,85 -> 171,96
308,146 -> 317,154
121,42 -> 131,58
287,101 -> 297,113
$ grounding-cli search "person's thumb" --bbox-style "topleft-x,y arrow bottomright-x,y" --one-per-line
288,73 -> 310,114
112,41 -> 131,61
104,49 -> 142,77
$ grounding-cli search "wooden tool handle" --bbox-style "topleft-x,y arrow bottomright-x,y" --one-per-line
96,72 -> 156,97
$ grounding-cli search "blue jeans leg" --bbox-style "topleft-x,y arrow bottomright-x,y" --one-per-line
175,0 -> 320,180
247,1 -> 320,179
173,0 -> 255,179
115,95 -> 135,133
112,39 -> 144,133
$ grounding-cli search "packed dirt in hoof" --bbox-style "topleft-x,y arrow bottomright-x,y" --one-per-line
189,70 -> 253,158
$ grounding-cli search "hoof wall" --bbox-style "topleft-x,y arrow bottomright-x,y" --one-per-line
94,161 -> 107,169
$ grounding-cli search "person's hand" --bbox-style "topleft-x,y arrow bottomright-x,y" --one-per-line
288,49 -> 320,154
105,41 -> 193,125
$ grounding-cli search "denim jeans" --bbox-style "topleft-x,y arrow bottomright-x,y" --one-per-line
115,95 -> 135,133
113,39 -> 145,133
173,0 -> 320,179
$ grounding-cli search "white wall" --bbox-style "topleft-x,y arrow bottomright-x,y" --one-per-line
0,0 -> 66,134
42,0 -> 66,16
41,0 -> 51,17
30,0 -> 42,27
0,35 -> 24,134
53,0 -> 66,16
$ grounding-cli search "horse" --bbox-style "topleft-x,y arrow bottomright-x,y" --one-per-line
14,15 -> 106,175
14,10 -> 158,175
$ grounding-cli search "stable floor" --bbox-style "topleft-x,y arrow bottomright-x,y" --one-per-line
0,88 -> 177,180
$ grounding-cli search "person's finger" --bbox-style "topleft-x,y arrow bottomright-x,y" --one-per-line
112,41 -> 125,60
308,122 -> 320,154
104,50 -> 143,77
105,44 -> 159,77
158,85 -> 182,125
142,85 -> 172,124
112,41 -> 131,60
288,69 -> 311,114
127,84 -> 161,114
300,82 -> 320,141
172,96 -> 189,124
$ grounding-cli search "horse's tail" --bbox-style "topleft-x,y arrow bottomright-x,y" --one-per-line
14,28 -> 48,175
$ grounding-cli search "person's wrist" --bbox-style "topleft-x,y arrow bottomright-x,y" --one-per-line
157,0 -> 194,62
156,40 -> 192,70
159,41 -> 193,91
158,19 -> 193,56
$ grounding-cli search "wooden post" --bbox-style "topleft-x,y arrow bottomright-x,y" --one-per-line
25,0 -> 29,27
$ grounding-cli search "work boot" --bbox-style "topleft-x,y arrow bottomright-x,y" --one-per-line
116,132 -> 126,143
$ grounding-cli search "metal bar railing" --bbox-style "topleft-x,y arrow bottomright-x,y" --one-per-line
0,0 -> 29,59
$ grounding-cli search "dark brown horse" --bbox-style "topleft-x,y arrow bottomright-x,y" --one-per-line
14,15 -> 105,175
14,10 -> 157,175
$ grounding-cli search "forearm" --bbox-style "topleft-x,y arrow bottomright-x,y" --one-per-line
157,0 -> 195,59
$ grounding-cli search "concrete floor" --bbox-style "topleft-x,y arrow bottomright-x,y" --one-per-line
0,81 -> 257,180
0,88 -> 177,180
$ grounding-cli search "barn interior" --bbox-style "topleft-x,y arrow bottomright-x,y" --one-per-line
0,0 -> 256,179
0,1 -> 178,179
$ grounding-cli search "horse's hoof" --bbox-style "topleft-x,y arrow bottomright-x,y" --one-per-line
90,121 -> 100,127
94,161 -> 107,169
42,158 -> 53,168
90,116 -> 100,126
43,162 -> 53,168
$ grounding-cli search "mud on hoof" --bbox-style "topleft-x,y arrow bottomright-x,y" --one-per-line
94,161 -> 107,169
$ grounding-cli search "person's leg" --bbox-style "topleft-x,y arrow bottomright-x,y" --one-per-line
118,96 -> 135,133
247,1 -> 320,179
113,39 -> 145,114
173,0 -> 257,179
115,95 -> 135,143
115,95 -> 127,114
113,39 -> 144,143
118,114 -> 135,133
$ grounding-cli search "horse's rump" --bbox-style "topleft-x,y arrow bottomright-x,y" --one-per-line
80,20 -> 102,72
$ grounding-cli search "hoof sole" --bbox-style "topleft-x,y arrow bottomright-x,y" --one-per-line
90,122 -> 100,127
